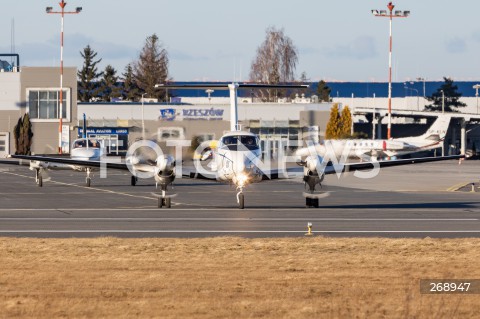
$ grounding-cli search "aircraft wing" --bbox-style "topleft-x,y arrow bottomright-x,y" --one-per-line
181,166 -> 217,180
171,155 -> 465,182
261,155 -> 464,179
10,155 -> 129,170
322,155 -> 464,175
155,83 -> 309,90
180,164 -> 304,181
0,159 -> 23,166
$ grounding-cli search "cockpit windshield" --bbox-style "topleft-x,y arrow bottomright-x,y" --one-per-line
220,135 -> 259,150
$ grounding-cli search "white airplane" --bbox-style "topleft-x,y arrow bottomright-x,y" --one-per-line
157,83 -> 463,209
297,114 -> 451,160
9,136 -> 177,208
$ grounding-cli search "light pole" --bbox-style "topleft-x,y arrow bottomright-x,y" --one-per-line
372,2 -> 410,139
141,93 -> 146,140
473,84 -> 480,114
46,1 -> 82,154
206,89 -> 214,106
417,77 -> 426,97
440,90 -> 445,114
404,83 -> 419,111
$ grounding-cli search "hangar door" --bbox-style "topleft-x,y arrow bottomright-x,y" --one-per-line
0,133 -> 9,157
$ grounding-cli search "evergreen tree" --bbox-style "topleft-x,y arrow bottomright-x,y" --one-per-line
316,80 -> 331,102
325,104 -> 342,139
425,77 -> 466,112
122,63 -> 140,101
13,117 -> 22,154
134,34 -> 170,101
77,45 -> 103,102
99,65 -> 121,102
14,113 -> 33,155
299,71 -> 309,83
339,105 -> 353,138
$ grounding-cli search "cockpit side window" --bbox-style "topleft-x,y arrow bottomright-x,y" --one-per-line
74,140 -> 86,148
221,136 -> 238,145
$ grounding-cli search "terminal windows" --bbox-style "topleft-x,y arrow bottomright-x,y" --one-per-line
27,89 -> 69,120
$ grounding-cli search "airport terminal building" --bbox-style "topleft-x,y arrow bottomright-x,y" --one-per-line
78,100 -> 331,157
0,66 -> 78,157
1,64 -> 480,158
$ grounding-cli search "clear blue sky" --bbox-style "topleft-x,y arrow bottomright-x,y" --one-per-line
2,0 -> 480,82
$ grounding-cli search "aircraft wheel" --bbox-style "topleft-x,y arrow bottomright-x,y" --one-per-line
158,197 -> 163,208
86,177 -> 91,187
306,197 -> 319,208
131,175 -> 137,186
37,175 -> 43,187
238,193 -> 245,209
165,197 -> 171,208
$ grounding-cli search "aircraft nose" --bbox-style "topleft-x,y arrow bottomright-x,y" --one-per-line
233,158 -> 245,173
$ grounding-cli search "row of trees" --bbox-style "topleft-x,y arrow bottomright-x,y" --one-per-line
76,28 -> 468,116
77,27 -> 312,103
77,34 -> 169,102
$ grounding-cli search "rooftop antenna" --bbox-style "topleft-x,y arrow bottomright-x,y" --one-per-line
239,61 -> 242,82
233,58 -> 237,82
11,19 -> 15,67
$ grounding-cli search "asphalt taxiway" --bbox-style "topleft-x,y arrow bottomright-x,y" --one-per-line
1,159 -> 480,238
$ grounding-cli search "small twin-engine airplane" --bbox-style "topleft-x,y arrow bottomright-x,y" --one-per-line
9,122 -> 177,207
156,83 -> 463,209
297,114 -> 451,160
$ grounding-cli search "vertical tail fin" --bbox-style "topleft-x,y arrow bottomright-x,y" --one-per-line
419,115 -> 451,141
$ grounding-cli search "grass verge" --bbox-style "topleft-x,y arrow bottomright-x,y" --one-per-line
1,237 -> 480,318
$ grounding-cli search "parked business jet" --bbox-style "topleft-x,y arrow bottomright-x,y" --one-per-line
157,83 -> 463,209
297,115 -> 451,160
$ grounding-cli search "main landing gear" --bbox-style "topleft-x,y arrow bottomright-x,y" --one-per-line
304,174 -> 322,208
305,197 -> 319,208
86,168 -> 92,187
35,168 -> 43,187
131,175 -> 138,186
157,184 -> 172,209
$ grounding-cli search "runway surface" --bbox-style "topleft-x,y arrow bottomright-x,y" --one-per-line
1,160 -> 480,238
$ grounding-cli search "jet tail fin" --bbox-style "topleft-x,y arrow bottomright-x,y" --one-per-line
418,115 -> 451,142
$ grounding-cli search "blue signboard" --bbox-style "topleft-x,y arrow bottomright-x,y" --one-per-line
159,108 -> 176,121
159,108 -> 225,121
78,127 -> 129,136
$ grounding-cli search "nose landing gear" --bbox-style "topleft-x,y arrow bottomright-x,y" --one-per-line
236,187 -> 245,209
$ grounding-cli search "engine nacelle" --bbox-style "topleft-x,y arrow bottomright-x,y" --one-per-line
154,155 -> 176,186
305,155 -> 323,173
155,155 -> 176,176
384,140 -> 406,150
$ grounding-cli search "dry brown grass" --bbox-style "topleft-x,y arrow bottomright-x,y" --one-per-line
1,237 -> 480,318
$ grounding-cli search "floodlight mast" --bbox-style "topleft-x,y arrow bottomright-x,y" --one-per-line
46,1 -> 82,154
371,2 -> 409,139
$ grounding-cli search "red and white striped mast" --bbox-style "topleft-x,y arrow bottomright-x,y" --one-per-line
372,2 -> 409,139
46,2 -> 82,154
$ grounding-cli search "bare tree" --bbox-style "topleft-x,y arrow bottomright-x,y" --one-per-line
134,34 -> 170,101
249,27 -> 298,101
